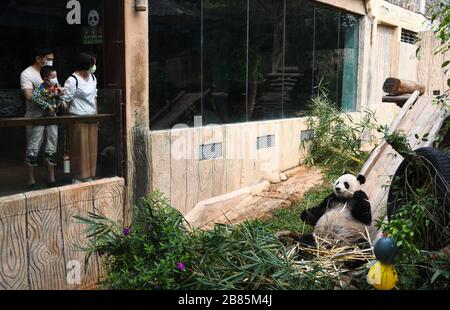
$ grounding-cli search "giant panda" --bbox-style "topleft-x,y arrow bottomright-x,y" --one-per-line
277,174 -> 373,258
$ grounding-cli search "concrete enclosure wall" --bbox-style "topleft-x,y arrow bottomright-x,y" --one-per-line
150,104 -> 399,215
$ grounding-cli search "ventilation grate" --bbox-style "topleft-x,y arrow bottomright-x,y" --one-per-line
300,130 -> 315,143
257,135 -> 275,150
433,90 -> 441,96
199,143 -> 222,160
401,29 -> 418,45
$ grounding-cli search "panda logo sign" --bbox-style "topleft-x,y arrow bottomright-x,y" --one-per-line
88,10 -> 100,27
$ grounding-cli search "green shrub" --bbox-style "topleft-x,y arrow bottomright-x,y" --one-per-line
77,191 -> 348,290
76,192 -> 194,290
303,86 -> 378,179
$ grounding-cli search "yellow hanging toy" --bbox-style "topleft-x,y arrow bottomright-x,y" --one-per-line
367,261 -> 398,290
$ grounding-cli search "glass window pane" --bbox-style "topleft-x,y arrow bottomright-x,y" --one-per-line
249,0 -> 284,121
203,0 -> 248,125
0,0 -> 122,196
284,2 -> 359,117
149,0 -> 202,130
284,0 -> 315,118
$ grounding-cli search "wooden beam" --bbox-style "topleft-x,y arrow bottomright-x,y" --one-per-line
0,114 -> 114,128
359,90 -> 420,178
314,0 -> 366,15
378,1 -> 429,33
382,94 -> 411,107
124,0 -> 151,225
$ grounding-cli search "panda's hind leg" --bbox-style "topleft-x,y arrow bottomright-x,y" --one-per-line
296,233 -> 316,248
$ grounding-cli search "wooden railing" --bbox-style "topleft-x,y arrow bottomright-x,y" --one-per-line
0,114 -> 115,127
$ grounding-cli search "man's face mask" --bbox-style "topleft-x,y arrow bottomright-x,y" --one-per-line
39,55 -> 54,67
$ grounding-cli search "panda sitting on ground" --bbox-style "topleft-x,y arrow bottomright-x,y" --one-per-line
276,174 -> 372,264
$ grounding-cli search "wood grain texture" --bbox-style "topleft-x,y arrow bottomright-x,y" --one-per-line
126,127 -> 151,226
25,189 -> 67,290
391,26 -> 401,78
379,1 -> 428,33
375,25 -> 394,107
92,178 -> 124,281
357,16 -> 371,110
418,32 -> 449,97
240,123 -> 257,188
150,131 -> 171,201
197,126 -> 214,202
170,129 -> 188,214
93,178 -> 124,225
398,42 -> 418,81
361,96 -> 446,227
254,122 -> 274,182
280,119 -> 303,171
224,124 -> 243,194
185,128 -> 199,215
212,126 -> 226,197
0,194 -> 28,290
60,184 -> 99,290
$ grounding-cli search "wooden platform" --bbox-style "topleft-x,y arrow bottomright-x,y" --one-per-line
359,94 -> 449,228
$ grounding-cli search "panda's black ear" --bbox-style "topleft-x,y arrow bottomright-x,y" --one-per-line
357,174 -> 366,185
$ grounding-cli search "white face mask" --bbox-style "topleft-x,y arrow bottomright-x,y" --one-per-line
49,78 -> 59,86
89,64 -> 97,74
44,60 -> 54,67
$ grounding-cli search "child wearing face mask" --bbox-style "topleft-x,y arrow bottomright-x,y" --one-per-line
25,66 -> 65,188
31,66 -> 65,116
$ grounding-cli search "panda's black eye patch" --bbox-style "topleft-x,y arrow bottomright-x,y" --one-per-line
344,182 -> 349,189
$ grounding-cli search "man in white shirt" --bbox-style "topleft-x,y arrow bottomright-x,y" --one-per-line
20,48 -> 58,189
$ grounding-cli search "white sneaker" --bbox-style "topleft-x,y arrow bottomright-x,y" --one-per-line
72,179 -> 83,184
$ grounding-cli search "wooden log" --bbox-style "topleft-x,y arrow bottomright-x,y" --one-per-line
382,94 -> 412,107
382,77 -> 425,95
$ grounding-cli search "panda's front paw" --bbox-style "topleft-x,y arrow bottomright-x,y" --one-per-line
353,190 -> 368,201
300,210 -> 308,222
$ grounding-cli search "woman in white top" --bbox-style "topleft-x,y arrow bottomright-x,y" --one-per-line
62,53 -> 98,183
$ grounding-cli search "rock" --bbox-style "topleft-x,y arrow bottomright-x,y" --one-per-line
280,173 -> 288,181
185,165 -> 323,231
264,171 -> 282,184
250,181 -> 270,195
185,187 -> 251,230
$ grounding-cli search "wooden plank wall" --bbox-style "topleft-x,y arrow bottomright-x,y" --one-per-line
373,25 -> 394,109
150,118 -> 310,214
418,31 -> 450,97
398,42 -> 418,81
0,177 -> 124,290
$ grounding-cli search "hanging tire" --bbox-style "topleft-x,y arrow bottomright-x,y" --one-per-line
387,147 -> 450,250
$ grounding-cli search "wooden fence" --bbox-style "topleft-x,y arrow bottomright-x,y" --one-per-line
418,31 -> 450,97
0,177 -> 124,290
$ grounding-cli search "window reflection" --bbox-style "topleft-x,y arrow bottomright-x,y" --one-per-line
149,0 -> 360,130
0,0 -> 122,196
